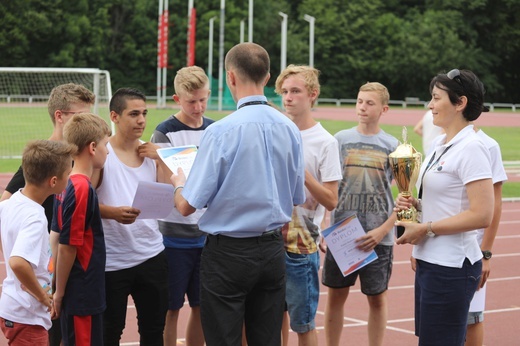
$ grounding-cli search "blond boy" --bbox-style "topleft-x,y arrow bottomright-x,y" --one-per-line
322,82 -> 398,346
275,65 -> 341,346
0,140 -> 75,345
148,66 -> 213,346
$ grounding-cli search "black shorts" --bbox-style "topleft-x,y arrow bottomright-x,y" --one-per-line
322,244 -> 393,295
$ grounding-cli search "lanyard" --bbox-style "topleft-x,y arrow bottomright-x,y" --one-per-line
418,144 -> 453,199
238,100 -> 268,109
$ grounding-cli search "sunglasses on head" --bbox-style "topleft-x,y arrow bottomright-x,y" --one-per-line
447,69 -> 466,92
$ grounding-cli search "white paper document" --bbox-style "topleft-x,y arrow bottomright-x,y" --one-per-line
321,215 -> 378,277
132,181 -> 174,219
469,284 -> 486,312
157,145 -> 197,177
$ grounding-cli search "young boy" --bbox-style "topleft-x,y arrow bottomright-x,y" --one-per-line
92,88 -> 168,346
322,82 -> 398,346
0,140 -> 75,345
51,113 -> 111,346
275,65 -> 342,346
147,65 -> 214,346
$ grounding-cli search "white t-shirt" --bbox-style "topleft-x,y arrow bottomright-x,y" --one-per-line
413,125 -> 492,268
469,130 -> 507,312
0,191 -> 52,329
96,142 -> 164,271
475,130 -> 508,244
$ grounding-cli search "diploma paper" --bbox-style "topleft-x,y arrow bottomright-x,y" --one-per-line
469,283 -> 486,312
132,181 -> 174,219
321,215 -> 378,276
157,145 -> 197,177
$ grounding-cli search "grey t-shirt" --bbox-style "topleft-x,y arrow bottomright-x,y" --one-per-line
333,127 -> 398,246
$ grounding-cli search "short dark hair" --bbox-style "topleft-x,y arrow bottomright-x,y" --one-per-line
225,43 -> 270,84
110,88 -> 147,114
429,69 -> 487,121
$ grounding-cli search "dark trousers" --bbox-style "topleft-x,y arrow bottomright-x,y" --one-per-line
415,258 -> 482,346
201,230 -> 286,346
103,251 -> 168,346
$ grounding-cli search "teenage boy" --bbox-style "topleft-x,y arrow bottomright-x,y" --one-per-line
52,113 -> 111,346
275,65 -> 341,346
0,140 -> 75,345
148,66 -> 213,346
92,88 -> 168,346
1,83 -> 94,202
322,82 -> 398,346
170,42 -> 305,346
465,127 -> 507,346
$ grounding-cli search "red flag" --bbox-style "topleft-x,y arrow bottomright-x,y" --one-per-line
187,8 -> 196,66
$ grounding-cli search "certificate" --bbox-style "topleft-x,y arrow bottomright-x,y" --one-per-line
321,215 -> 378,276
132,181 -> 174,219
157,145 -> 197,177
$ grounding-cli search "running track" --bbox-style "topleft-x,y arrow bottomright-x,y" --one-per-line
1,108 -> 519,345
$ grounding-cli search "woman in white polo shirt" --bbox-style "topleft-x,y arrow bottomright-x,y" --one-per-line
394,69 -> 494,346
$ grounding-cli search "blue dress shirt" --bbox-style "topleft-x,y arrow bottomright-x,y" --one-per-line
182,95 -> 305,237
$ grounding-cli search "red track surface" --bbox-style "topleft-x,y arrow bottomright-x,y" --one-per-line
1,107 -> 519,345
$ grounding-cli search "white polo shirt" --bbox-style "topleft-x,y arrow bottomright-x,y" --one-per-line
413,125 -> 492,268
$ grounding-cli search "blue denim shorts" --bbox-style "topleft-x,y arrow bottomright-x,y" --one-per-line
467,311 -> 484,325
285,251 -> 320,333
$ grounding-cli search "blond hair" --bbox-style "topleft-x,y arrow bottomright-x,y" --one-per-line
174,66 -> 209,96
47,83 -> 96,124
22,140 -> 76,186
359,82 -> 390,105
275,65 -> 321,106
63,113 -> 111,153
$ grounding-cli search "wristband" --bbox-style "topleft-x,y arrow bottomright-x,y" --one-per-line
174,185 -> 184,195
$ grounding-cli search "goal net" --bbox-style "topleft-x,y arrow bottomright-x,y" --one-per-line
0,68 -> 112,159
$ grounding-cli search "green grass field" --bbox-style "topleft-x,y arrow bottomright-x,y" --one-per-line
1,106 -> 519,197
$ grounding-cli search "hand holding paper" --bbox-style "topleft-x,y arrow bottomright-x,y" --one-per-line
131,181 -> 174,219
170,167 -> 187,188
157,145 -> 197,178
321,215 -> 378,277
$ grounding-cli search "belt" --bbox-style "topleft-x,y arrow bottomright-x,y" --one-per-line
207,227 -> 282,242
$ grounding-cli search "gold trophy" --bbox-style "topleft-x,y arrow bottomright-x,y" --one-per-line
389,126 -> 422,238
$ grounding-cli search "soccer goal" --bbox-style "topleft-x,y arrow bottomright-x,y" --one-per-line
0,67 -> 113,159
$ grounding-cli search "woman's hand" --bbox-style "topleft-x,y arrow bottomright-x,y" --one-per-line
393,193 -> 416,213
395,221 -> 428,245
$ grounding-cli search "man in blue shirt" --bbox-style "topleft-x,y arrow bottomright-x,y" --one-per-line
171,42 -> 305,346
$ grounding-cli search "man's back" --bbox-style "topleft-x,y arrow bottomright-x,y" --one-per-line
183,97 -> 305,237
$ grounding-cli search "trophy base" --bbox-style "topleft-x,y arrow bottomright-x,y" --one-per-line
396,225 -> 405,238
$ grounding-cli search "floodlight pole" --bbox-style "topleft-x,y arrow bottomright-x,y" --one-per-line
303,14 -> 315,67
187,0 -> 194,66
218,0 -> 225,111
279,12 -> 288,72
240,20 -> 245,43
248,0 -> 253,42
208,17 -> 216,95
157,0 -> 163,108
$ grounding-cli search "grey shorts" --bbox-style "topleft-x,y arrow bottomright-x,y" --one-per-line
467,311 -> 484,325
322,244 -> 393,296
